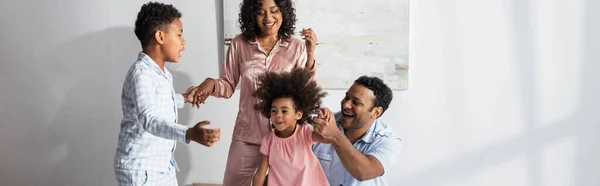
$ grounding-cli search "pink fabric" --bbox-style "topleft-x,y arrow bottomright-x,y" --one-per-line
222,140 -> 261,186
260,124 -> 329,186
211,34 -> 316,144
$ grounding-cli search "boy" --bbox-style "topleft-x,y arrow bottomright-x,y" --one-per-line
114,2 -> 221,185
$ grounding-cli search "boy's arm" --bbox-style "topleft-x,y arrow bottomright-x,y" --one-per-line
174,89 -> 196,109
252,155 -> 269,186
175,93 -> 185,109
131,69 -> 189,144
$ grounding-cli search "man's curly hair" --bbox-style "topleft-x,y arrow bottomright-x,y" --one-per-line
253,68 -> 327,125
134,2 -> 182,47
238,0 -> 297,41
354,76 -> 394,117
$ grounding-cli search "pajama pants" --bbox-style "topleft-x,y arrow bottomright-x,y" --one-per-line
222,139 -> 262,186
115,168 -> 178,186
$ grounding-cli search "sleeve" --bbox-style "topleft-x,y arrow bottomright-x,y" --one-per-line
131,69 -> 189,144
260,132 -> 273,155
212,36 -> 241,98
366,136 -> 403,175
304,124 -> 315,144
175,93 -> 185,109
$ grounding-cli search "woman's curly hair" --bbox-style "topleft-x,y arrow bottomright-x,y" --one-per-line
238,0 -> 297,41
253,68 -> 327,125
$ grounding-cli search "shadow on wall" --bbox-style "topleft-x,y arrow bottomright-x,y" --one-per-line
0,27 -> 192,185
170,68 -> 195,185
214,0 -> 225,75
396,0 -> 600,185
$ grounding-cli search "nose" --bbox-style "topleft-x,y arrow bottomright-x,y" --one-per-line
273,112 -> 282,119
264,12 -> 274,22
341,99 -> 352,109
182,37 -> 186,45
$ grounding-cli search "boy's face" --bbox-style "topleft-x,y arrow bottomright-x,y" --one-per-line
270,97 -> 302,133
160,18 -> 186,63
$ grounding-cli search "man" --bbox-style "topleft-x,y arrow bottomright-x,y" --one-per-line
313,76 -> 403,186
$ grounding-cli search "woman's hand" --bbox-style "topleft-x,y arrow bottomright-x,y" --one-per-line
300,28 -> 318,56
192,79 -> 215,108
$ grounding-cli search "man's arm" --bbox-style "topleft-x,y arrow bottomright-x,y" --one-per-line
329,133 -> 385,181
313,108 -> 400,181
365,137 -> 403,176
312,131 -> 331,144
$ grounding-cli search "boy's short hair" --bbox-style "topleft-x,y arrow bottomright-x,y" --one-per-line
134,2 -> 182,47
354,76 -> 393,116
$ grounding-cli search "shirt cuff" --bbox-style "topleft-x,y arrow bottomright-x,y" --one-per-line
174,124 -> 190,144
175,93 -> 185,109
210,78 -> 221,97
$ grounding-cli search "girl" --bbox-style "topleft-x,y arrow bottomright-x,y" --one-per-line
252,68 -> 330,186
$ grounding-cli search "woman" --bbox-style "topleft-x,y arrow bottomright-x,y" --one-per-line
192,0 -> 318,185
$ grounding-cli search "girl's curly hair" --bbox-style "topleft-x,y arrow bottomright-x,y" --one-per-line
253,68 -> 327,125
238,0 -> 297,41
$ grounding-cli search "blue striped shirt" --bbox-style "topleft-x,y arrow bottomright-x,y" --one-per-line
114,52 -> 189,172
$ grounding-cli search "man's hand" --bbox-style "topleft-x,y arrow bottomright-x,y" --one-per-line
313,108 -> 343,141
186,120 -> 221,147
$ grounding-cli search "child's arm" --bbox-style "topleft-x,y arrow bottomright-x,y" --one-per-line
131,70 -> 190,144
175,89 -> 193,109
253,154 -> 269,186
312,131 -> 331,144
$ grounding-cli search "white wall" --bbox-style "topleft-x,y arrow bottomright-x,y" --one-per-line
1,0 -> 599,186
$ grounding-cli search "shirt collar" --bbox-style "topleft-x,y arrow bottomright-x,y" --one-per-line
358,120 -> 378,143
248,37 -> 290,47
138,52 -> 169,77
336,118 -> 379,144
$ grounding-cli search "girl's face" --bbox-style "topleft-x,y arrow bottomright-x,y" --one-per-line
270,97 -> 302,133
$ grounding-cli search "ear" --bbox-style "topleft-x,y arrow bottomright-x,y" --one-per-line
295,111 -> 303,120
154,30 -> 165,44
371,107 -> 383,119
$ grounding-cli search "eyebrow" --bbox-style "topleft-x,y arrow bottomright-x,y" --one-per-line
346,92 -> 363,102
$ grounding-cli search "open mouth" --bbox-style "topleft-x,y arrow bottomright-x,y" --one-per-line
265,22 -> 276,28
342,111 -> 355,118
